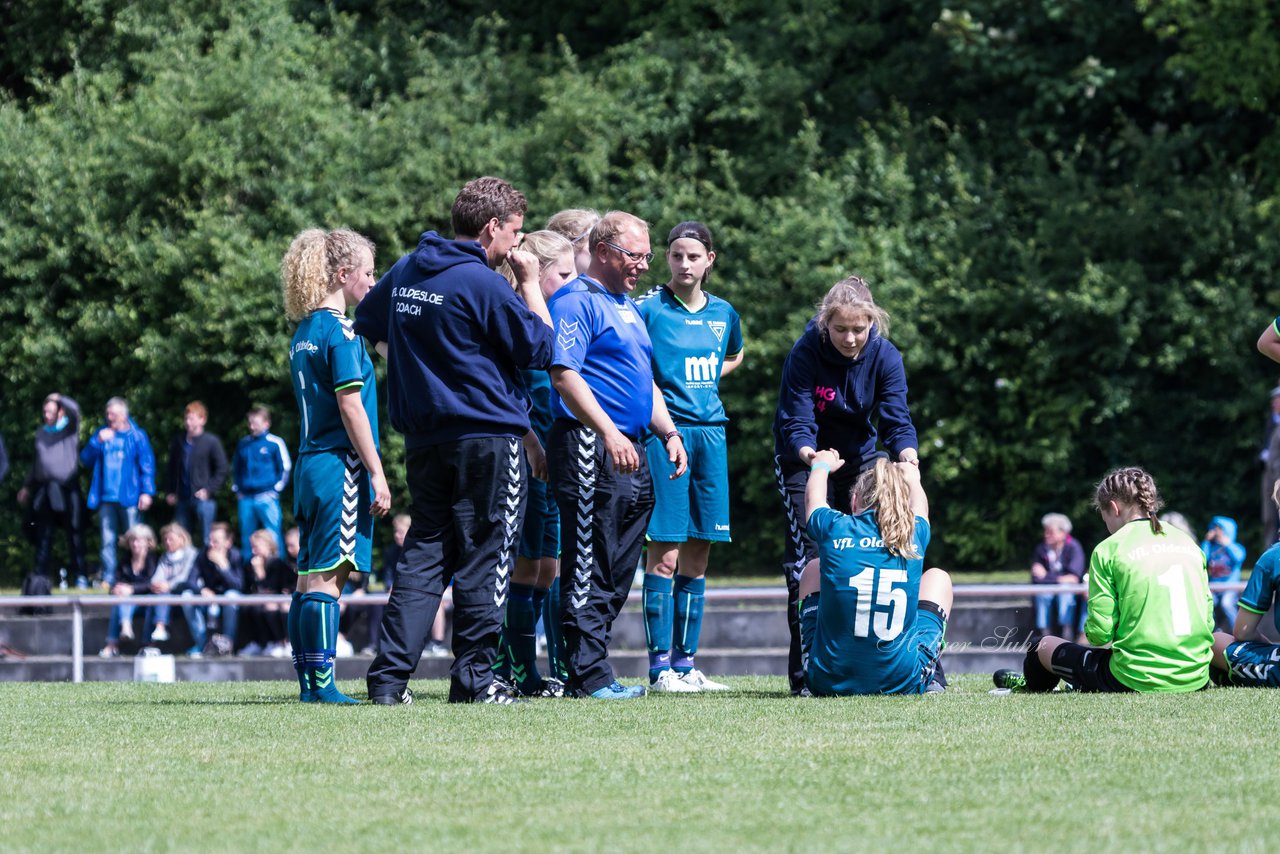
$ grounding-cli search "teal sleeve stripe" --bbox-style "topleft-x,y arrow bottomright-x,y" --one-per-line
333,380 -> 364,391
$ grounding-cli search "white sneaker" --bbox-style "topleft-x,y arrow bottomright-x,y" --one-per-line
336,635 -> 354,657
119,621 -> 135,642
649,668 -> 701,693
239,642 -> 264,657
150,625 -> 169,642
265,642 -> 289,659
679,669 -> 731,692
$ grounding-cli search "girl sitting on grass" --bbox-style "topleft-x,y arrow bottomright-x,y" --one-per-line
995,466 -> 1214,693
798,450 -> 951,695
1210,480 -> 1280,688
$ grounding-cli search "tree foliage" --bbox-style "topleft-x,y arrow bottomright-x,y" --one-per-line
1,0 -> 1278,583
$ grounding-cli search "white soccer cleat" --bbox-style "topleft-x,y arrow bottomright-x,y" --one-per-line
649,668 -> 701,693
679,669 -> 731,692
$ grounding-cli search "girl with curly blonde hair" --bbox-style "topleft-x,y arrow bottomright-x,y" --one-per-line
281,228 -> 391,703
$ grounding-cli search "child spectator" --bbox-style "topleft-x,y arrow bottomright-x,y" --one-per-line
240,529 -> 294,657
183,522 -> 243,656
99,524 -> 158,657
1201,516 -> 1245,630
144,524 -> 198,646
233,406 -> 291,556
165,401 -> 228,547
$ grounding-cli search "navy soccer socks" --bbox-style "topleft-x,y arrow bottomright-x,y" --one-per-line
671,575 -> 706,673
643,573 -> 674,680
299,591 -> 358,704
503,583 -> 543,691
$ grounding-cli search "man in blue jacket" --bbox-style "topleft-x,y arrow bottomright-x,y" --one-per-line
80,397 -> 156,587
356,176 -> 554,705
232,405 -> 292,556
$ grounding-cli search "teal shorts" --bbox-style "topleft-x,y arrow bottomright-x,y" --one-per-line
294,449 -> 373,575
809,605 -> 947,696
1224,640 -> 1280,687
644,424 -> 730,543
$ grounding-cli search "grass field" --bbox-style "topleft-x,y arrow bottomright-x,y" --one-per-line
2,676 -> 1277,852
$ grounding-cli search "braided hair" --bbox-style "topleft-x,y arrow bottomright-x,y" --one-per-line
1093,466 -> 1164,534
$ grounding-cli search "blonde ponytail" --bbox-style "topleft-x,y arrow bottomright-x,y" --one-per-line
851,458 -> 920,558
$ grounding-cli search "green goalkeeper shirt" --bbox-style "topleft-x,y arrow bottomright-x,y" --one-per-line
1085,520 -> 1213,692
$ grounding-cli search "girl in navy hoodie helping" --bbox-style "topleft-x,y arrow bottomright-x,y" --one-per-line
773,277 -> 919,694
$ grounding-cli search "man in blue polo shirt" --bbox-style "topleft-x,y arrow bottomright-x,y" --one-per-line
547,210 -> 688,700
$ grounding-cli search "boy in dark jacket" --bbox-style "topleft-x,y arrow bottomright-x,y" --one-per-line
166,401 -> 228,547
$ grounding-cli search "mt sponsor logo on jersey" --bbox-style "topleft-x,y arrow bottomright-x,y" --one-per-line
684,352 -> 720,387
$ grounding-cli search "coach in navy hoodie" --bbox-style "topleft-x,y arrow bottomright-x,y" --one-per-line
772,280 -> 919,693
356,176 -> 553,705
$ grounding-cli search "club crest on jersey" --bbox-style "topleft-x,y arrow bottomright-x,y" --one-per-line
708,321 -> 726,342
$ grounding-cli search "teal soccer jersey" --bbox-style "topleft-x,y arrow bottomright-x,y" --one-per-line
806,506 -> 931,695
1240,542 -> 1280,634
636,286 -> 742,425
289,308 -> 378,454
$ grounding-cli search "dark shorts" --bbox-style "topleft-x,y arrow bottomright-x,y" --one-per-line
1049,643 -> 1132,693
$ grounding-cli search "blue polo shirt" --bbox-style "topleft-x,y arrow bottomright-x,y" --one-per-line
635,285 -> 742,425
548,276 -> 654,439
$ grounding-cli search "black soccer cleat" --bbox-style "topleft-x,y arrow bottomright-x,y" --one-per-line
371,686 -> 414,706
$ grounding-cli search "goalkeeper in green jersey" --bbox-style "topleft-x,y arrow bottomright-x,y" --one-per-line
1209,481 -> 1280,688
995,467 -> 1214,693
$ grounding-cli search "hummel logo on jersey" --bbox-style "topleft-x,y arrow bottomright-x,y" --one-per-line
684,353 -> 720,384
708,321 -> 726,342
684,318 -> 704,326
557,319 -> 579,350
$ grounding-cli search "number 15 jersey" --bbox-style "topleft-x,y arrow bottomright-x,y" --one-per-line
806,506 -> 930,695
